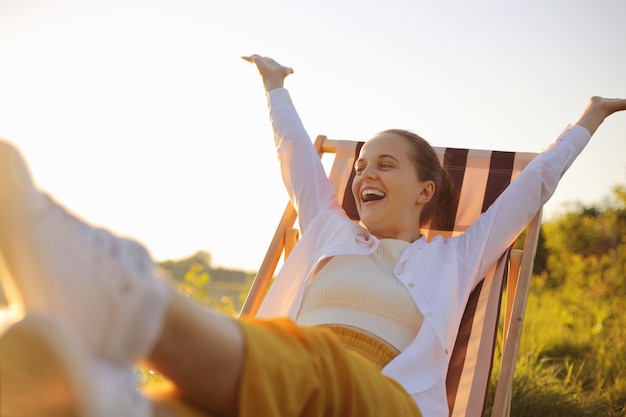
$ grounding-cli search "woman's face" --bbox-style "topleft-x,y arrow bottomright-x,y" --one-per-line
351,132 -> 434,242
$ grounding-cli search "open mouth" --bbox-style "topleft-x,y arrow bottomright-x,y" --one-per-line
361,189 -> 386,203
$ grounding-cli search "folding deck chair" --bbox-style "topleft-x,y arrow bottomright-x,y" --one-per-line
240,135 -> 542,417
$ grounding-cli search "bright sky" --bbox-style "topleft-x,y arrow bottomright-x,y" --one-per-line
1,0 -> 625,271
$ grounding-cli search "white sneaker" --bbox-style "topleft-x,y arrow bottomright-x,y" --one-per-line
0,140 -> 169,364
0,314 -> 153,417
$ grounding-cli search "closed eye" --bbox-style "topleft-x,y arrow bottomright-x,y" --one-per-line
354,161 -> 396,174
354,152 -> 400,174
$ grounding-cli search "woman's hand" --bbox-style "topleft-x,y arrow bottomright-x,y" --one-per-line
575,96 -> 626,136
242,55 -> 294,92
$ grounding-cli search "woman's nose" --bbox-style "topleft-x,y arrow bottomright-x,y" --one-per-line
361,165 -> 377,180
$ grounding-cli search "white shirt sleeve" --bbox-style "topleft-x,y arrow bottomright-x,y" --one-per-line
268,88 -> 344,233
458,125 -> 592,284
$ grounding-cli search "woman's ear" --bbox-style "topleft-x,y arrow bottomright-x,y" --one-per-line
417,181 -> 435,204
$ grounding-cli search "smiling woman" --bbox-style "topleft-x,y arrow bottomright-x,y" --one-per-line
352,128 -> 457,242
1,52 -> 625,417
352,132 -> 434,241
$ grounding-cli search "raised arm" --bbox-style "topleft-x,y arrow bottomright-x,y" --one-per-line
243,55 -> 344,232
460,96 -> 626,285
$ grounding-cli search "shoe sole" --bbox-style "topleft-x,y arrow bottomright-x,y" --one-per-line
0,315 -> 97,417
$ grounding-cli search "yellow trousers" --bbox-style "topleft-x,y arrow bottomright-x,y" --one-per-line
146,318 -> 422,417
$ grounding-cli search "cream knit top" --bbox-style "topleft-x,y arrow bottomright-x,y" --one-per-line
296,239 -> 424,352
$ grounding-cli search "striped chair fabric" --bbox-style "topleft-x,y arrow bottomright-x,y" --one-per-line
241,135 -> 541,417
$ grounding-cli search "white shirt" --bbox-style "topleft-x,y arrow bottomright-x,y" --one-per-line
256,88 -> 591,417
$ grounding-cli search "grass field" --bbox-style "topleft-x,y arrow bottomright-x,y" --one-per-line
486,275 -> 626,416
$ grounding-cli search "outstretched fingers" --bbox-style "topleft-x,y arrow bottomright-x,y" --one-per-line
575,96 -> 626,136
242,54 -> 294,91
590,96 -> 626,116
242,54 -> 294,76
